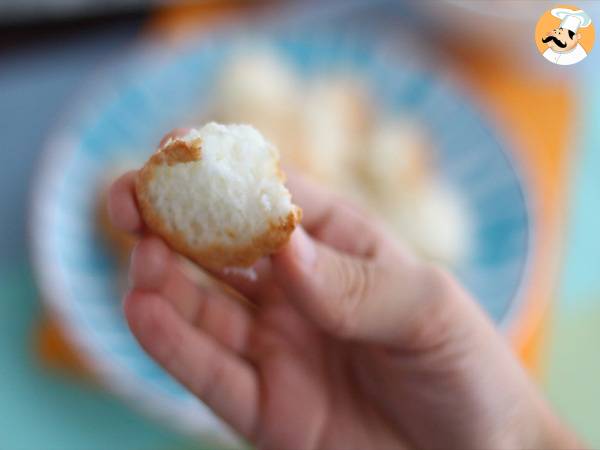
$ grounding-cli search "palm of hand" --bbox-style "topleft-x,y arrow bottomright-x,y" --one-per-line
245,288 -> 407,450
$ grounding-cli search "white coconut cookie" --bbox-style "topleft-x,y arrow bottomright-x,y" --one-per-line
135,122 -> 301,270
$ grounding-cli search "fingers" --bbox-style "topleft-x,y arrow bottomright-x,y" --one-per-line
129,234 -> 170,288
124,291 -> 258,438
272,226 -> 466,347
129,236 -> 253,354
107,171 -> 143,233
111,160 -> 390,315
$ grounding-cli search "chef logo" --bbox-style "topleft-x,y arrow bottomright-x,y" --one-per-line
535,5 -> 595,65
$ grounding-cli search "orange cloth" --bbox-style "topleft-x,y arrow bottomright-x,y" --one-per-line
36,314 -> 89,376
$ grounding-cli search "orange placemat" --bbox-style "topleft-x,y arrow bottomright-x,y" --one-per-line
36,3 -> 572,378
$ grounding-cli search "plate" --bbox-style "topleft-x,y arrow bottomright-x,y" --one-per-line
30,28 -> 531,443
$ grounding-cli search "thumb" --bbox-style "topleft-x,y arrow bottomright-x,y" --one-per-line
271,227 -> 399,342
272,227 -> 471,346
272,227 -> 373,339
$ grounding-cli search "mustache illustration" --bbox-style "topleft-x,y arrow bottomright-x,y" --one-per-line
542,35 -> 567,48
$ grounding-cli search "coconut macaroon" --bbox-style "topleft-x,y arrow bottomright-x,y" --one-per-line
135,122 -> 301,270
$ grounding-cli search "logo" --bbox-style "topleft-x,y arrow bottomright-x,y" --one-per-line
535,5 -> 595,65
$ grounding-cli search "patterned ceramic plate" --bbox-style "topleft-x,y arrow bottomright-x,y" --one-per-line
30,26 -> 531,444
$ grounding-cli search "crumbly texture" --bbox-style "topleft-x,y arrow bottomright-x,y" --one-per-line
135,123 -> 301,270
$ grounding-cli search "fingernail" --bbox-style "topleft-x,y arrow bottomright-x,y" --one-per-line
293,227 -> 316,268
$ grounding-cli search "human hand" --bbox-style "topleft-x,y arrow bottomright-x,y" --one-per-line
108,133 -> 581,450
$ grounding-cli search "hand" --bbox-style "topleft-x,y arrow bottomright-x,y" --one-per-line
108,140 -> 580,450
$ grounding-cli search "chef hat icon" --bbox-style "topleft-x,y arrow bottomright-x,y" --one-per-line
551,8 -> 592,33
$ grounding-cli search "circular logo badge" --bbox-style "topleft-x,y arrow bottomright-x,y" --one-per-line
535,5 -> 595,65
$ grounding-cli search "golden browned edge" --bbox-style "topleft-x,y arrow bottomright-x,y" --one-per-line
135,136 -> 302,271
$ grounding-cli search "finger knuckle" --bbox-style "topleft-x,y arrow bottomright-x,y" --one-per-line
404,263 -> 464,351
422,264 -> 455,302
192,290 -> 209,326
195,349 -> 228,401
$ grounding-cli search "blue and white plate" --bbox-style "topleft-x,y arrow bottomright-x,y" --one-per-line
30,28 -> 532,443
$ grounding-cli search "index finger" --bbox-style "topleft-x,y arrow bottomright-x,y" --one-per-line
107,170 -> 142,234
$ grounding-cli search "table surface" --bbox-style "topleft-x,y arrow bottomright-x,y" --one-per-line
1,7 -> 599,449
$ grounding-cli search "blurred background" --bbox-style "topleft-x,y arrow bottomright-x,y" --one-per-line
1,1 -> 600,449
